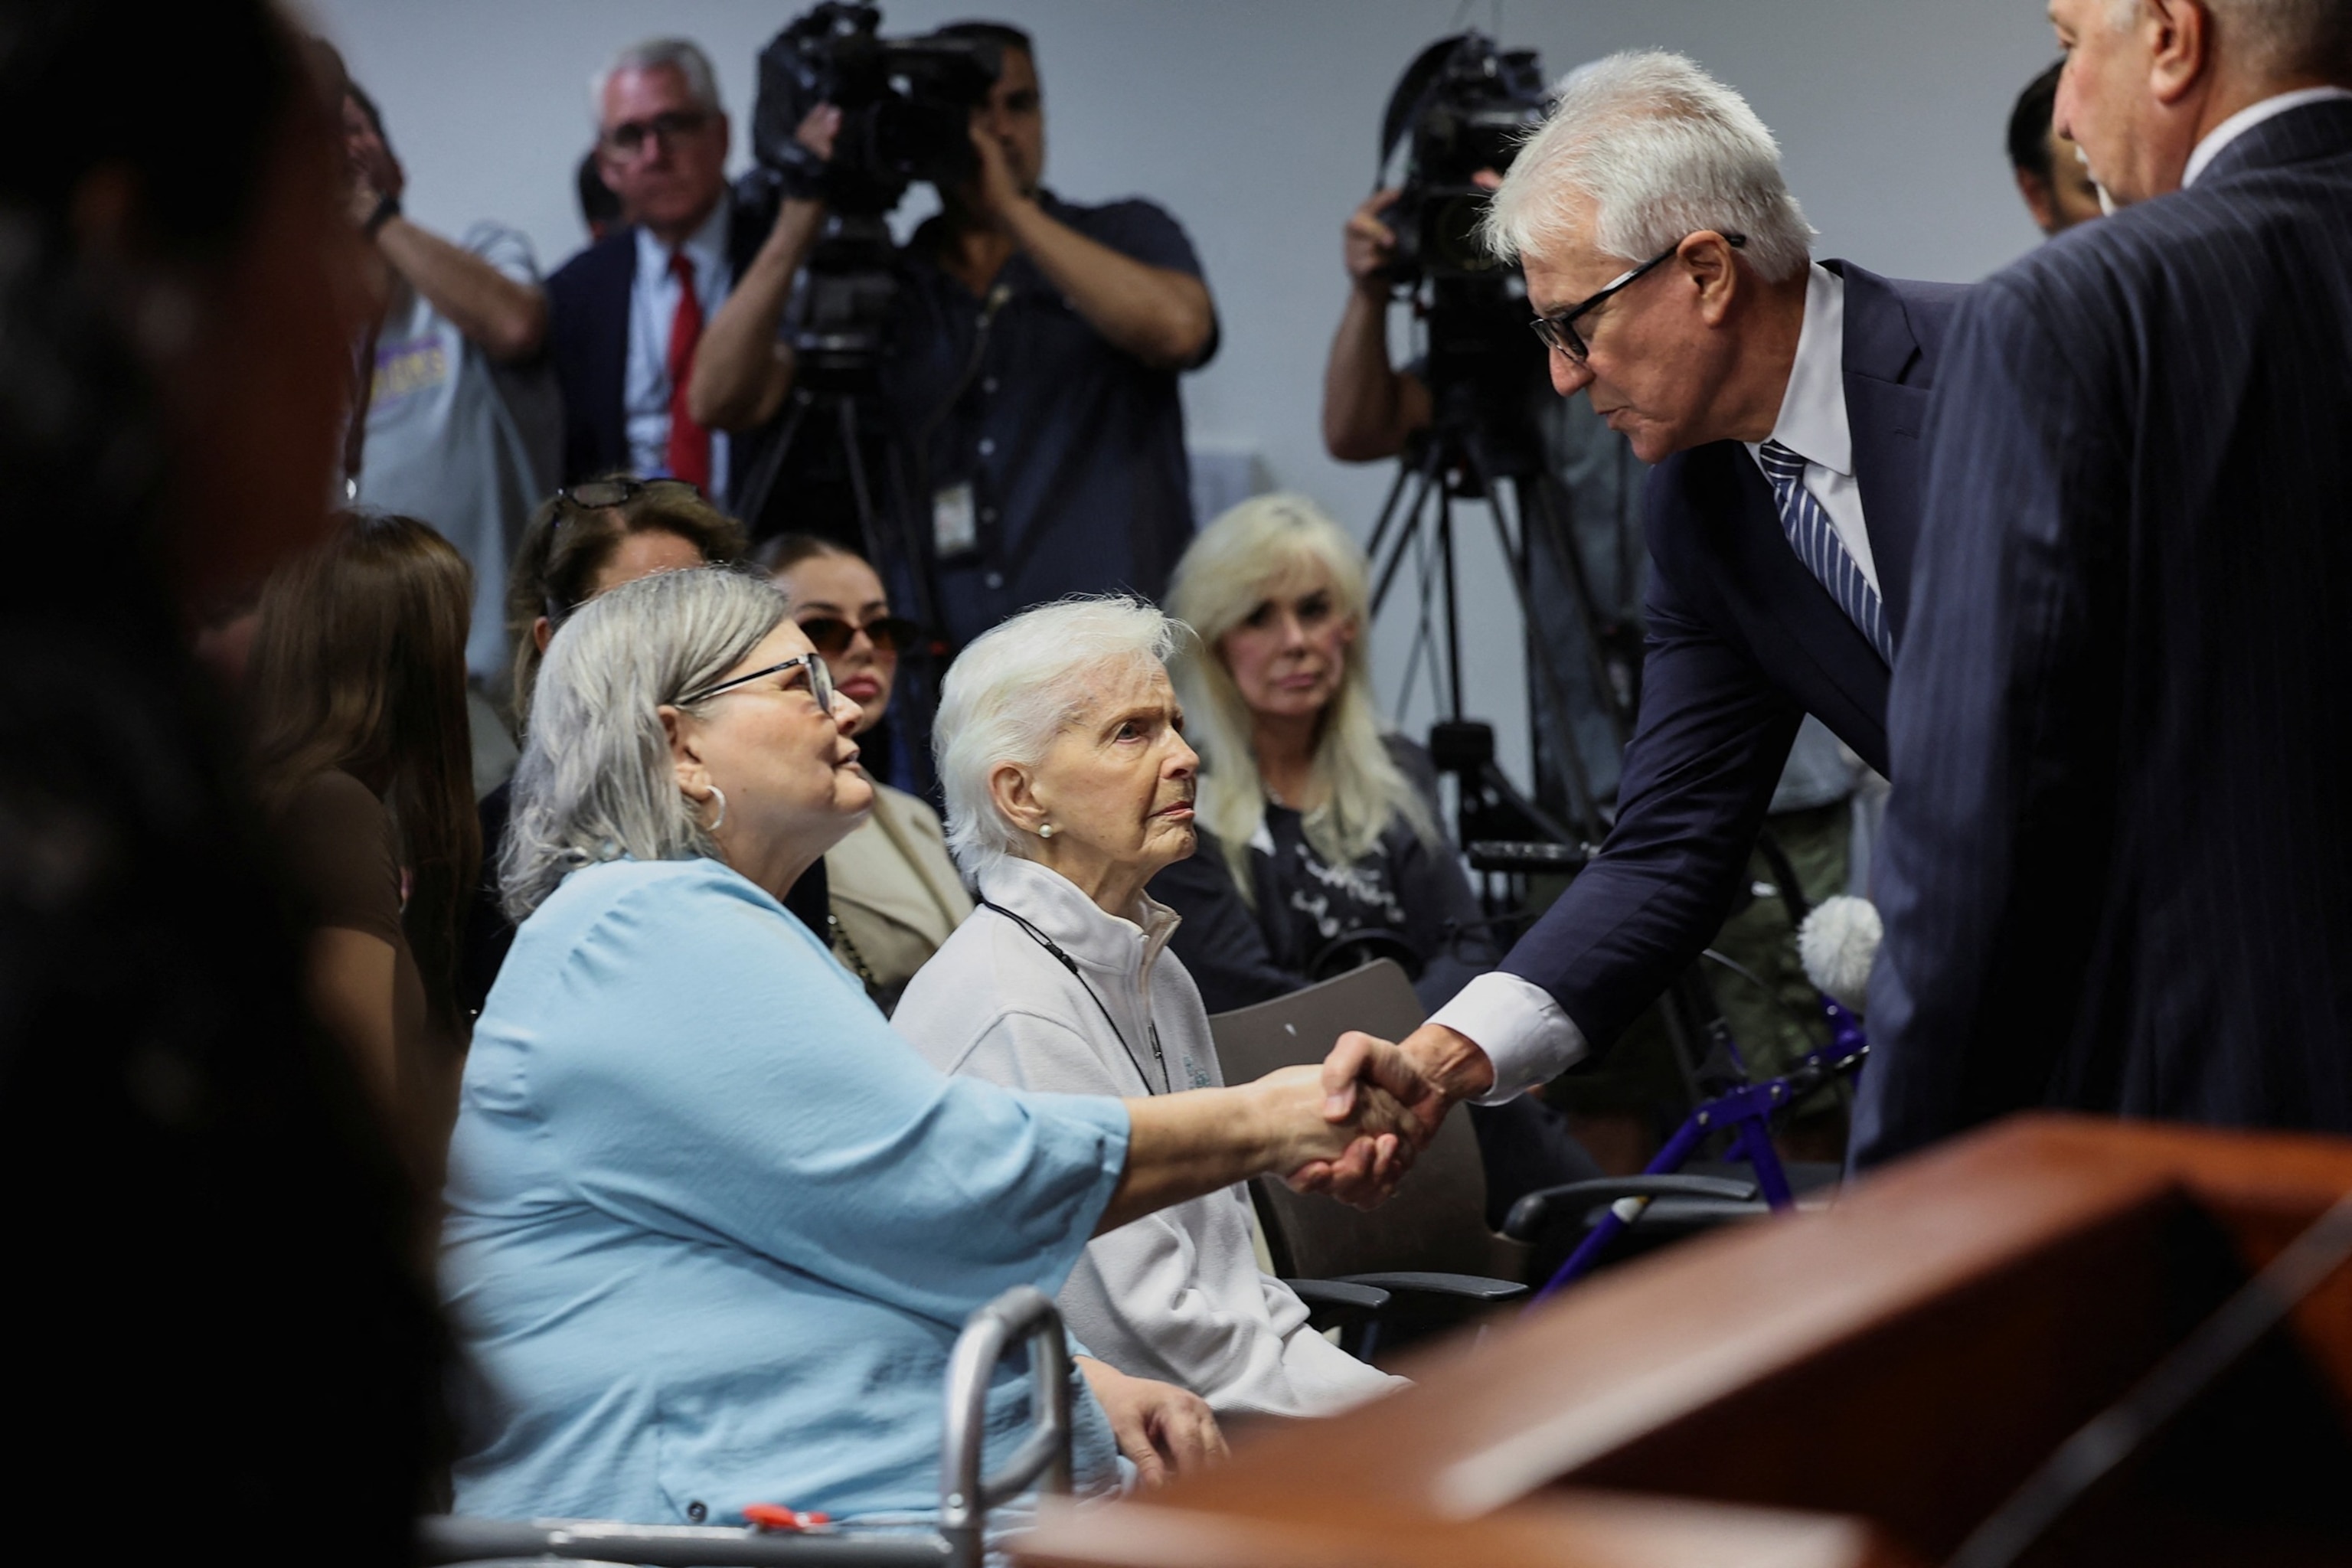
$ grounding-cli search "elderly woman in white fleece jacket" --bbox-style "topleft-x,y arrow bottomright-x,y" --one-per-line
894,596 -> 1405,1422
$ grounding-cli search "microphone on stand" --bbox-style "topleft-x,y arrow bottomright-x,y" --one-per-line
1798,894 -> 1881,1013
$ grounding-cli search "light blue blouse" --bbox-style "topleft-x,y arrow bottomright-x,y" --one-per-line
443,858 -> 1131,1524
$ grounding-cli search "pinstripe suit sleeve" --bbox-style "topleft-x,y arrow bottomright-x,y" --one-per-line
1851,270 -> 2132,1168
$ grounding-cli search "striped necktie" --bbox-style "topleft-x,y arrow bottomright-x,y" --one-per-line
1756,439 -> 1893,665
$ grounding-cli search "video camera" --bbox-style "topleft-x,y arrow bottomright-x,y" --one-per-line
741,2 -> 1003,387
1378,31 -> 1547,286
752,2 -> 1002,220
1374,31 -> 1551,446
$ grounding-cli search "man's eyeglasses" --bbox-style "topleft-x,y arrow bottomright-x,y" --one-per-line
1530,232 -> 1747,363
795,613 -> 925,658
600,109 -> 712,160
678,652 -> 838,714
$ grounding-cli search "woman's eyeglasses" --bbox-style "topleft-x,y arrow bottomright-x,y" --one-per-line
678,652 -> 837,714
795,613 -> 923,658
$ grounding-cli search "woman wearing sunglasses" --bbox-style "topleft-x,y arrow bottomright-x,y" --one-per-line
756,535 -> 969,1014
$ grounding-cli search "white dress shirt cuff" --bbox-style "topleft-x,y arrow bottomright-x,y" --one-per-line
1428,972 -> 1589,1106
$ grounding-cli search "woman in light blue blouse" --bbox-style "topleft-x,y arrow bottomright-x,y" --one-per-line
443,567 -> 1409,1529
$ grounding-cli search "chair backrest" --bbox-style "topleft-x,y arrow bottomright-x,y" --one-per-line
1208,960 -> 1519,1280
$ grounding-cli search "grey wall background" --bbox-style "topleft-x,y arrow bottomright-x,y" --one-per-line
311,0 -> 2060,789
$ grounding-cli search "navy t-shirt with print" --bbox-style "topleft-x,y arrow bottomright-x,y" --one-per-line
883,192 -> 1215,648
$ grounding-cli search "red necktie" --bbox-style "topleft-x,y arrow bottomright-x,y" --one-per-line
664,250 -> 711,490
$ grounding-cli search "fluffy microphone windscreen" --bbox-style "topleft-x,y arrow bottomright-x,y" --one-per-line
1798,894 -> 1881,1013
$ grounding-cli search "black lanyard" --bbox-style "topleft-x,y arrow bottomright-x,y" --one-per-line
978,898 -> 1168,1095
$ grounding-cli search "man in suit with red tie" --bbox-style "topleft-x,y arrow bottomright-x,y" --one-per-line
1855,0 -> 2352,1165
546,39 -> 755,504
1304,51 -> 1967,1184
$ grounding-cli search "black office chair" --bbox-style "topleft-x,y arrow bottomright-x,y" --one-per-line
417,1286 -> 1072,1568
1207,959 -> 1527,1357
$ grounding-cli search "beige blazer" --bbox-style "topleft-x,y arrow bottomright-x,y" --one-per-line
824,779 -> 974,1014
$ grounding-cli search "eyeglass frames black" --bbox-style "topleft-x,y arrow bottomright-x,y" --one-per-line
795,613 -> 925,658
600,109 -> 712,160
1530,232 -> 1747,363
678,652 -> 838,714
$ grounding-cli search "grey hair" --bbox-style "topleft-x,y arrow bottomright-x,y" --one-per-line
590,38 -> 724,123
1481,50 -> 1815,283
935,596 -> 1182,882
1167,493 -> 1436,906
2106,0 -> 2352,77
500,565 -> 785,920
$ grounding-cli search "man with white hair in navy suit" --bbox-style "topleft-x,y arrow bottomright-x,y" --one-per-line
1304,51 -> 1968,1184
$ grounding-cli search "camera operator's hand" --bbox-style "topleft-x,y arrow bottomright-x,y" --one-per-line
795,103 -> 841,163
684,106 -> 837,433
965,119 -> 1030,231
960,122 -> 1214,371
1322,186 -> 1432,463
1344,187 -> 1403,295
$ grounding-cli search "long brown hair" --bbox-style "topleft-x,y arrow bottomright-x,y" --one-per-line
505,475 -> 746,716
249,513 -> 480,1036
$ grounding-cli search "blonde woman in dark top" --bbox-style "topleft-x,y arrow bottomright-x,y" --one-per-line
249,511 -> 479,1193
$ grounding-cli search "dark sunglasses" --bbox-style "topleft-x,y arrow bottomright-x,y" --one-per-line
678,652 -> 837,713
600,109 -> 712,159
1530,232 -> 1747,363
795,613 -> 924,658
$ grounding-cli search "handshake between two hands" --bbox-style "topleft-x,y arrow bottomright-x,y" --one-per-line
1263,1024 -> 1492,1210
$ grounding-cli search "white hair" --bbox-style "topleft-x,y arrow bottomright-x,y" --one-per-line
590,38 -> 723,123
935,597 -> 1181,882
500,566 -> 784,920
2106,0 -> 2352,77
1166,493 -> 1436,904
1482,50 -> 1815,283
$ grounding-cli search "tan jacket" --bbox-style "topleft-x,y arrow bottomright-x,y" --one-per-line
824,780 -> 973,1014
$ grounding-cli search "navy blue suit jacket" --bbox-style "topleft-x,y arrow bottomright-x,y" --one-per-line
1857,100 -> 2352,1166
544,190 -> 776,505
1498,262 -> 1965,1050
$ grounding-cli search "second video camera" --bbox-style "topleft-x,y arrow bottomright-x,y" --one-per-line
1380,31 -> 1548,286
753,2 -> 1003,217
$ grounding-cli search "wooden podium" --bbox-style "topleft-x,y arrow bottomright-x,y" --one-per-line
1019,1116 -> 2352,1567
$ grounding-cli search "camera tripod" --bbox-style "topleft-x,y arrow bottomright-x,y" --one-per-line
730,260 -> 945,799
1364,387 -> 1637,844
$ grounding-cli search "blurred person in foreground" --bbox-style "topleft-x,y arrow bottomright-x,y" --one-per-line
691,21 -> 1217,647
444,569 -> 1413,1520
760,534 -> 972,1014
457,475 -> 747,1018
894,598 -> 1406,1419
1315,53 -> 1965,1149
2009,58 -> 2109,235
1857,0 -> 2352,1165
249,512 -> 479,1198
333,57 -> 559,699
0,0 -> 440,1550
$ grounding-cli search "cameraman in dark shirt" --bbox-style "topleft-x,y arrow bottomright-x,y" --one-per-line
691,21 -> 1217,648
